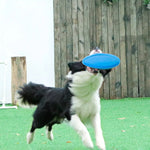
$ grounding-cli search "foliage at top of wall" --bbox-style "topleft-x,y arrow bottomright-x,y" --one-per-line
143,0 -> 150,5
103,0 -> 150,6
103,0 -> 116,5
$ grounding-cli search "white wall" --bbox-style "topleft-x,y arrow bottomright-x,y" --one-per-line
0,0 -> 55,103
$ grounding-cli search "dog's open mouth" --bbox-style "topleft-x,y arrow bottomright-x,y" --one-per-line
86,67 -> 99,74
87,47 -> 102,74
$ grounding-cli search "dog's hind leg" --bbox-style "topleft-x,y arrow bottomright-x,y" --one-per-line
46,125 -> 54,140
27,121 -> 36,144
69,115 -> 94,149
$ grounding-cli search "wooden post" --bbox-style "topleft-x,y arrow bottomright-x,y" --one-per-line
54,0 -> 61,88
11,57 -> 27,105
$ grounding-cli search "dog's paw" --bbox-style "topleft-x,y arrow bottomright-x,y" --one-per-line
82,138 -> 94,149
46,128 -> 54,141
50,131 -> 54,140
96,142 -> 106,150
27,132 -> 34,144
47,131 -> 54,140
95,136 -> 106,150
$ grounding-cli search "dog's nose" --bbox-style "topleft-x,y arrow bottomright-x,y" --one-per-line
95,47 -> 99,51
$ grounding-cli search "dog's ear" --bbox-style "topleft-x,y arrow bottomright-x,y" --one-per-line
68,62 -> 73,71
99,69 -> 112,77
68,61 -> 86,74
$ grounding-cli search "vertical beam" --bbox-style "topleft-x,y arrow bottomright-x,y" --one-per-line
84,0 -> 90,55
89,0 -> 96,49
66,0 -> 73,63
60,0 -> 67,87
130,0 -> 138,97
78,0 -> 85,59
72,0 -> 79,61
119,0 -> 127,98
102,2 -> 110,99
108,4 -> 116,99
113,1 -> 121,98
125,0 -> 132,97
136,0 -> 145,97
11,57 -> 27,105
54,0 -> 61,87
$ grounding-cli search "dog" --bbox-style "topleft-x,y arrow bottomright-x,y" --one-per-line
67,48 -> 111,150
18,48 -> 111,150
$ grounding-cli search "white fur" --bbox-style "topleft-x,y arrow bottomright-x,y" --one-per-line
27,132 -> 34,144
89,49 -> 102,55
66,71 -> 72,80
68,71 -> 106,150
46,127 -> 54,140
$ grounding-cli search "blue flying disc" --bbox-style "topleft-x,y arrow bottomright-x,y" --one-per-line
82,53 -> 120,69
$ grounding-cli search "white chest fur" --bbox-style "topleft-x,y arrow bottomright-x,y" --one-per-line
69,71 -> 103,122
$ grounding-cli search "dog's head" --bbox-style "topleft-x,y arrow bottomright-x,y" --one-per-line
68,61 -> 86,74
68,47 -> 111,77
87,47 -> 112,76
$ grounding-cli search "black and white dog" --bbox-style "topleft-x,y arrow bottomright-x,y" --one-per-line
18,48 -> 111,150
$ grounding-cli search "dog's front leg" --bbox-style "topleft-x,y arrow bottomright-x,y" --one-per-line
92,113 -> 106,150
69,114 -> 94,149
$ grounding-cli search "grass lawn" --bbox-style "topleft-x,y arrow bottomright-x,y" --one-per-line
0,98 -> 150,150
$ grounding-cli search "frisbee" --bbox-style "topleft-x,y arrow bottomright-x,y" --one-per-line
82,53 -> 120,69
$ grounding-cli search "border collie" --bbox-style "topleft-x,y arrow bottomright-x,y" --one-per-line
18,48 -> 111,150
67,48 -> 111,150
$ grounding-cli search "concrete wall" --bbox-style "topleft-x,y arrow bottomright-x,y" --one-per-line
0,0 -> 54,103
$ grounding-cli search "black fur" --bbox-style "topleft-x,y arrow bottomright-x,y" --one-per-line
68,61 -> 111,77
99,69 -> 112,77
68,61 -> 86,74
18,82 -> 51,105
18,82 -> 72,133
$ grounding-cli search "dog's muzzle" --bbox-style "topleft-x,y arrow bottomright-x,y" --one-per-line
86,67 -> 99,74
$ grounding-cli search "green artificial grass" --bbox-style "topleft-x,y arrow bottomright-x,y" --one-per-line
0,98 -> 150,150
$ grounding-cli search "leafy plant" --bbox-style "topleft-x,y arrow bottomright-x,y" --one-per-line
143,0 -> 150,5
103,0 -> 150,9
103,0 -> 118,4
103,0 -> 150,6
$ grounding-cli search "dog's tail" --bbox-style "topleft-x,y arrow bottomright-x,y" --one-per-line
18,82 -> 50,105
